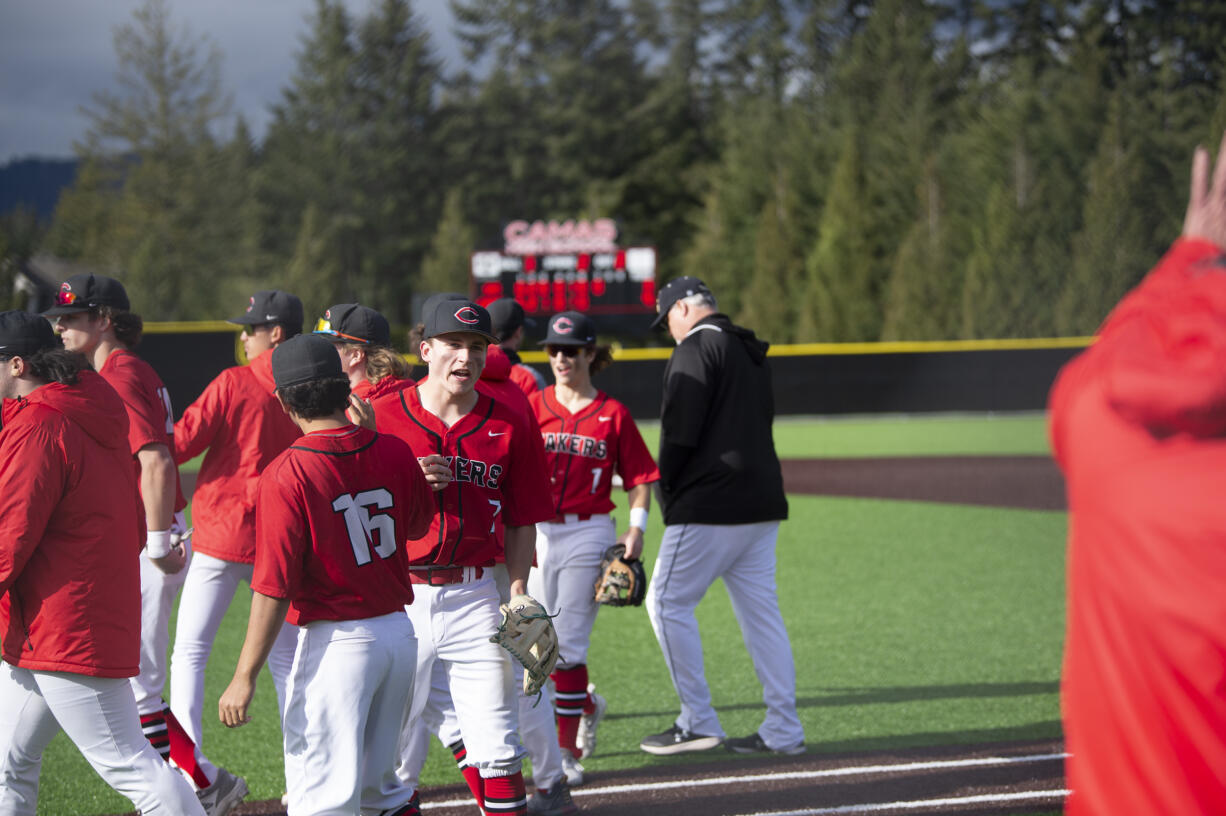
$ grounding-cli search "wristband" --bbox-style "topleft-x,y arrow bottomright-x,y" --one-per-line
146,529 -> 172,559
629,507 -> 649,533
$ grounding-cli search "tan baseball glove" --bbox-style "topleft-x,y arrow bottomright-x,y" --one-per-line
594,544 -> 647,606
489,594 -> 559,696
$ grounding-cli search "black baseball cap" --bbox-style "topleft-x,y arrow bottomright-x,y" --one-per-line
229,290 -> 304,333
487,298 -> 536,337
271,334 -> 343,389
42,273 -> 130,316
313,303 -> 390,346
0,310 -> 60,358
650,276 -> 713,330
541,311 -> 597,346
422,297 -> 498,343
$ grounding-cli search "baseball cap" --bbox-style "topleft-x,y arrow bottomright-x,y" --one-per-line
541,311 -> 597,347
650,276 -> 713,330
313,303 -> 390,346
0,310 -> 60,358
229,290 -> 305,333
487,298 -> 537,337
42,273 -> 130,316
422,297 -> 498,343
271,334 -> 343,389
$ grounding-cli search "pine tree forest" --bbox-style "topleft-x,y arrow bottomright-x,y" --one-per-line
23,0 -> 1226,341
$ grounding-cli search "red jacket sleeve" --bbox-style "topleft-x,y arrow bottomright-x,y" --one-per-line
173,370 -> 229,464
0,420 -> 67,596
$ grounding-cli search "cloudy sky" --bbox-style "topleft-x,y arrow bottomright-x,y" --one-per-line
0,0 -> 461,164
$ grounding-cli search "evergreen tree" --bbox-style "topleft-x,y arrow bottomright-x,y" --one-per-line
418,189 -> 478,300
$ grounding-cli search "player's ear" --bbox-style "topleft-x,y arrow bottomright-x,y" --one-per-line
269,324 -> 287,346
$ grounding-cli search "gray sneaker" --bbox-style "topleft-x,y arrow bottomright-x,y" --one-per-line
196,767 -> 248,816
527,780 -> 579,815
640,724 -> 723,755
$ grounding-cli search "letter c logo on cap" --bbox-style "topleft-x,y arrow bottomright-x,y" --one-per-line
553,317 -> 574,334
454,306 -> 480,325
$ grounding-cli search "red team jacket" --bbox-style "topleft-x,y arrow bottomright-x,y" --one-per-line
352,374 -> 414,403
530,387 -> 659,517
252,426 -> 434,625
0,372 -> 143,677
1050,237 -> 1226,815
371,385 -> 554,567
99,349 -> 187,514
174,351 -> 301,563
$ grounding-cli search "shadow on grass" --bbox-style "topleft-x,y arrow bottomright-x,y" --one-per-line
608,680 -> 1060,723
595,720 -> 1064,761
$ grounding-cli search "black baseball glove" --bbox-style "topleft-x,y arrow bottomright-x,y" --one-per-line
594,544 -> 647,606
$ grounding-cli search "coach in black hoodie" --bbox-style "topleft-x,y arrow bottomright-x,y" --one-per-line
638,278 -> 805,760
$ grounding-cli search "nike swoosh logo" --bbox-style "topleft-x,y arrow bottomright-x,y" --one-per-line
489,431 -> 505,437
598,417 -> 612,422
265,314 -> 279,320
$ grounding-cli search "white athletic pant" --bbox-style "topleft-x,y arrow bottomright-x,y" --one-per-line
169,551 -> 298,747
0,663 -> 204,816
646,521 -> 805,750
396,571 -> 524,787
534,516 -> 613,668
397,565 -> 565,793
283,612 -> 418,816
131,542 -> 191,715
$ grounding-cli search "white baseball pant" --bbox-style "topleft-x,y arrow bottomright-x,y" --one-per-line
396,571 -> 525,785
282,612 -> 418,816
396,568 -> 564,794
169,551 -> 298,746
0,663 -> 204,816
646,521 -> 805,750
131,541 -> 192,715
534,515 -> 613,668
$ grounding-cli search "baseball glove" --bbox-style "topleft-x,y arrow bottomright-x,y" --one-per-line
489,594 -> 559,696
594,544 -> 647,606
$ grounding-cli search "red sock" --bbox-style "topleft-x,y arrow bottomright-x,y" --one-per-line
450,739 -> 484,808
481,772 -> 526,815
163,705 -> 212,789
138,710 -> 170,762
552,665 -> 589,759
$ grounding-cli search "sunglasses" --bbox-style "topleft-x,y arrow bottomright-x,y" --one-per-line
546,345 -> 587,358
314,317 -> 369,344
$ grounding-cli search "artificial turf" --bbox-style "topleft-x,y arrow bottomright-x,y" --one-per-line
36,414 -> 1065,815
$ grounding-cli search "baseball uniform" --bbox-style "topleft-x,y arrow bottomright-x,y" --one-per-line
372,383 -> 554,816
0,368 -> 204,816
170,348 -> 301,748
253,424 -> 433,815
531,386 -> 658,759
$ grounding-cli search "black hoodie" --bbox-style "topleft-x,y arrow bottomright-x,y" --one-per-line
658,313 -> 788,525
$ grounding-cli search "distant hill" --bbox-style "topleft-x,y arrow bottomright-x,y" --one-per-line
0,157 -> 79,220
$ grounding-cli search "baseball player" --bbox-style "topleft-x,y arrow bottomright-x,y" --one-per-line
394,298 -> 575,814
45,274 -> 247,814
0,310 -> 204,815
530,311 -> 659,781
641,277 -> 804,757
169,290 -> 303,756
218,334 -> 433,816
369,298 -> 555,816
488,298 -> 545,395
313,302 -> 413,402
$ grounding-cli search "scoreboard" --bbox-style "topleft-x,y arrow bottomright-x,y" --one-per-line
470,218 -> 657,333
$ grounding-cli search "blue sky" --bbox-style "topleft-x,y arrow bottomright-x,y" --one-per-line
0,0 -> 461,164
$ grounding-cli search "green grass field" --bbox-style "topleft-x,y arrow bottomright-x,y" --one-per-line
37,414 -> 1065,815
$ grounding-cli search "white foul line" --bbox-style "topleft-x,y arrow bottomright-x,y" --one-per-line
420,751 -> 1067,810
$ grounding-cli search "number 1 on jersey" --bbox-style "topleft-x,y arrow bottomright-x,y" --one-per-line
590,467 -> 603,494
333,489 -> 396,566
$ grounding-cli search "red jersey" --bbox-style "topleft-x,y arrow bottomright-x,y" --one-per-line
99,349 -> 187,514
251,425 -> 433,626
530,387 -> 659,517
1050,237 -> 1226,816
352,375 -> 413,402
0,372 -> 143,677
371,385 -> 554,567
174,351 -> 301,563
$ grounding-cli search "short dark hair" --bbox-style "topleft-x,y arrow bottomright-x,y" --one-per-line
276,321 -> 302,340
590,345 -> 614,375
97,306 -> 144,349
276,375 -> 350,419
2,348 -> 93,386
